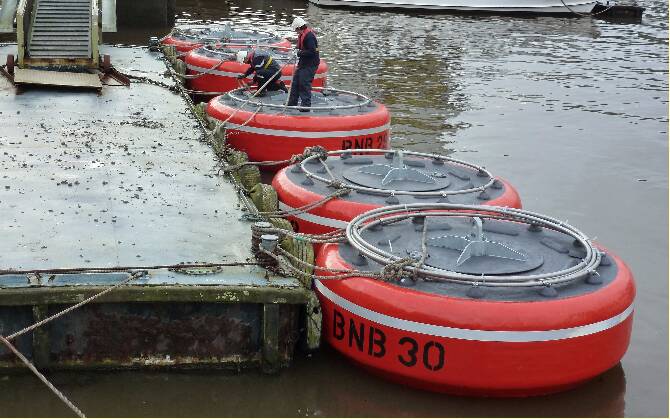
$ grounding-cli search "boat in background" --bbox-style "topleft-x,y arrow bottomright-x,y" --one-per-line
308,0 -> 597,14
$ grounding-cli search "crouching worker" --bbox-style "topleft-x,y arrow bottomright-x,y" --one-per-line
287,17 -> 320,111
236,49 -> 288,96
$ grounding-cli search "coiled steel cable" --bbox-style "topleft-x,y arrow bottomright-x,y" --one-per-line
345,203 -> 601,287
298,149 -> 495,198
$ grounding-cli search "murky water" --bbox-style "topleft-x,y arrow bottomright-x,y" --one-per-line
0,0 -> 667,416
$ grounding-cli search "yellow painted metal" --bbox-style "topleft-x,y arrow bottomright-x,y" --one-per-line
16,0 -> 27,65
91,0 -> 99,67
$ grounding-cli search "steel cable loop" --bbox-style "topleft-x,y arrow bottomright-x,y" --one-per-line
225,85 -> 373,111
349,211 -> 598,286
222,145 -> 329,172
0,261 -> 260,276
260,247 -> 380,280
261,244 -> 439,283
0,336 -> 86,418
257,188 -> 352,218
250,220 -> 347,244
345,204 -> 601,287
298,149 -> 496,197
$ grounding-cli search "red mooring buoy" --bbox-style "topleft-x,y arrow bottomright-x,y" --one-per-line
315,204 -> 635,397
185,45 -> 328,94
273,149 -> 522,236
207,89 -> 391,166
161,25 -> 291,56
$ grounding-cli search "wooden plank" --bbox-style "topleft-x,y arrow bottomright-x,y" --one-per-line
261,303 -> 280,374
31,305 -> 50,368
14,68 -> 102,89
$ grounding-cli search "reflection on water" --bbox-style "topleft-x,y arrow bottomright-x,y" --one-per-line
0,346 -> 628,417
0,0 -> 667,416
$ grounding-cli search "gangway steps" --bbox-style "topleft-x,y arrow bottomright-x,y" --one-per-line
28,0 -> 92,59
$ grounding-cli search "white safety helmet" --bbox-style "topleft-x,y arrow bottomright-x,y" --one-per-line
291,17 -> 307,31
236,50 -> 248,63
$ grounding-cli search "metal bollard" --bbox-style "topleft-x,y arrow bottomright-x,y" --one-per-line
148,37 -> 160,52
257,234 -> 279,270
251,221 -> 273,253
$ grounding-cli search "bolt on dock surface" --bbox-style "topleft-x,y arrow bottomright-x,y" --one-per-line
0,45 -> 307,372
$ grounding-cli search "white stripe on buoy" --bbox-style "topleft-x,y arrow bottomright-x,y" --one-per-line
279,202 -> 347,228
314,279 -> 634,342
228,123 -> 390,139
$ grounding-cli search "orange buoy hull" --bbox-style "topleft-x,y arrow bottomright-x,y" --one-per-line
186,49 -> 328,94
206,97 -> 391,167
315,243 -> 635,396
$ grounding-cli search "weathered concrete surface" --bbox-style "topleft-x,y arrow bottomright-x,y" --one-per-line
0,45 -> 270,273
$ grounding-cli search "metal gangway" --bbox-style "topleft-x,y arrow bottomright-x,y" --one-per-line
0,0 -> 117,88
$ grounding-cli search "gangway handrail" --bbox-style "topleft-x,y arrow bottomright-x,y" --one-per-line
91,0 -> 99,66
16,0 -> 29,65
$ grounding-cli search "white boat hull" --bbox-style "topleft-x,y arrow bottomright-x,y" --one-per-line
309,0 -> 597,14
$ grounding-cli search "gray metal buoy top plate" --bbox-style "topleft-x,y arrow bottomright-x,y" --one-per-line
339,204 -> 617,302
219,88 -> 381,116
172,24 -> 283,45
287,149 -> 506,205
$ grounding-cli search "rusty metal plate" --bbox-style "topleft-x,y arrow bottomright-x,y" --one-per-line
46,303 -> 263,366
13,68 -> 101,88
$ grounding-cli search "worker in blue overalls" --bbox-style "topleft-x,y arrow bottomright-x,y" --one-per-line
237,49 -> 289,96
287,17 -> 320,111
